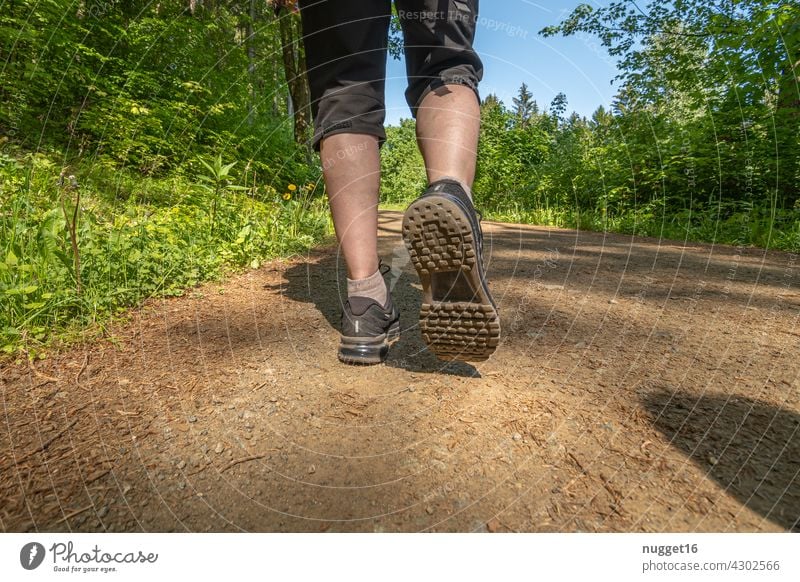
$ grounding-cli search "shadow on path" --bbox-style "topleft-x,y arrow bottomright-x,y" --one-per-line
642,390 -> 800,531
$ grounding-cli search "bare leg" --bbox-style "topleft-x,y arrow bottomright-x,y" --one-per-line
415,84 -> 481,191
320,133 -> 381,281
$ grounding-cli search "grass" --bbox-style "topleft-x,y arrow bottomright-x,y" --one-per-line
0,150 -> 331,357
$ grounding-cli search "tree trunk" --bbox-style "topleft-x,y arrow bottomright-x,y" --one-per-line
776,19 -> 799,208
247,0 -> 257,126
278,10 -> 312,149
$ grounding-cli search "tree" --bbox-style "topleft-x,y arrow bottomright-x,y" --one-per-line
541,0 -> 800,207
550,92 -> 568,121
275,6 -> 312,150
512,83 -> 535,128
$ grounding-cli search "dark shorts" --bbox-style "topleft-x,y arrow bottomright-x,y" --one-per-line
298,0 -> 483,150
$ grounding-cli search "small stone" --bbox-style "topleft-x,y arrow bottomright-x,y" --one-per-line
214,442 -> 225,454
408,386 -> 416,392
187,415 -> 198,423
608,299 -> 619,305
708,454 -> 718,466
308,465 -> 316,474
575,341 -> 587,349
522,407 -> 529,413
177,460 -> 186,470
487,519 -> 500,533
177,482 -> 186,490
512,433 -> 522,441
426,507 -> 434,515
269,397 -> 278,403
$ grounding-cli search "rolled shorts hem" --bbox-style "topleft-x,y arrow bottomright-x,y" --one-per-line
312,125 -> 387,152
311,92 -> 388,151
409,76 -> 482,118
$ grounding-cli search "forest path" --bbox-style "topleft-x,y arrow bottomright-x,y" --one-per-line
2,211 -> 798,532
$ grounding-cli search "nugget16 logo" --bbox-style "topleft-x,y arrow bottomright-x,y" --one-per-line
20,542 -> 46,570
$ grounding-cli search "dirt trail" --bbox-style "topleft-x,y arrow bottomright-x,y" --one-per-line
2,211 -> 799,532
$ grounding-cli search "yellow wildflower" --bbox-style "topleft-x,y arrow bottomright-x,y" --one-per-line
282,193 -> 292,201
288,184 -> 297,192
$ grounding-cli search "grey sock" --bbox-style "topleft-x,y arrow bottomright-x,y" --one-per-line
347,268 -> 387,307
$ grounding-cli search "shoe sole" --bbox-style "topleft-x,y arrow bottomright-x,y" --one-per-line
402,195 -> 500,362
338,322 -> 400,365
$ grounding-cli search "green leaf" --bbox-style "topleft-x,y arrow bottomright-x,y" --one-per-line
5,249 -> 18,266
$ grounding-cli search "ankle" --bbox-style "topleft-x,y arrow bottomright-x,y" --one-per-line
347,268 -> 388,306
433,176 -> 473,200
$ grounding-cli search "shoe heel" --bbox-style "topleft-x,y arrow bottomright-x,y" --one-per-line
420,301 -> 500,361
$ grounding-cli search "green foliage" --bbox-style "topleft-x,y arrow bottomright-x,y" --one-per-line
541,0 -> 800,207
0,1 -> 330,355
380,120 -> 427,202
0,151 -> 329,354
0,0 -> 295,175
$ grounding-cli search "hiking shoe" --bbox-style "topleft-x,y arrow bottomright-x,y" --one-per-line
402,179 -> 500,361
338,294 -> 400,365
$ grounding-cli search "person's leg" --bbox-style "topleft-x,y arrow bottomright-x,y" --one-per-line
397,0 -> 484,194
299,0 -> 391,295
299,0 -> 398,364
398,0 -> 500,362
320,133 -> 384,303
415,84 -> 480,192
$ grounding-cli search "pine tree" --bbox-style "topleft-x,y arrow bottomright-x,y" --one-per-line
512,83 -> 535,128
549,92 -> 568,121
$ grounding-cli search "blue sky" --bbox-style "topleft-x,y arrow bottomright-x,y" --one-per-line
385,1 -> 618,124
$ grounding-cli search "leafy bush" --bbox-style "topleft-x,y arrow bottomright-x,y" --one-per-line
0,151 -> 329,354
